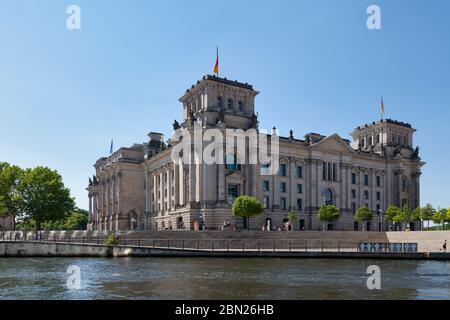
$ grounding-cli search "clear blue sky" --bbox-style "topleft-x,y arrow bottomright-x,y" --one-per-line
1,0 -> 449,210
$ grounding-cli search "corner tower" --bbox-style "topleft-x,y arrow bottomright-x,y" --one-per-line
351,119 -> 416,157
178,75 -> 259,130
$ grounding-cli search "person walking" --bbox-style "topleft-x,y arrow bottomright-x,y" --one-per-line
442,240 -> 447,253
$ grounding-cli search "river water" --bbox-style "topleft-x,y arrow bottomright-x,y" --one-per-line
0,258 -> 449,300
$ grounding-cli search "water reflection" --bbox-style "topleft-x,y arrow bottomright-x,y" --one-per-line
0,258 -> 449,300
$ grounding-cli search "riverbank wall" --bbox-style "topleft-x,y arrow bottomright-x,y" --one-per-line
1,241 -> 450,260
1,230 -> 449,252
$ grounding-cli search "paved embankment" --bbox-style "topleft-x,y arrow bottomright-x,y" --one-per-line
0,241 -> 111,257
1,241 -> 450,260
2,230 -> 449,252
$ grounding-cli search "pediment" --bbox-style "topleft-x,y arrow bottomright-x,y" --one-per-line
309,134 -> 355,154
225,171 -> 246,183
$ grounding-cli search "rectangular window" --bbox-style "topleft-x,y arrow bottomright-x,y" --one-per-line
333,163 -> 337,181
364,190 -> 369,200
376,204 -> 381,213
225,154 -> 236,171
296,166 -> 303,178
351,189 -> 356,199
297,184 -> 303,194
263,196 -> 270,209
297,198 -> 303,211
263,180 -> 270,192
352,173 -> 357,184
364,175 -> 369,186
261,163 -> 270,175
376,191 -> 381,201
279,164 -> 287,176
280,197 -> 287,210
351,202 -> 356,214
376,176 -> 381,187
328,163 -> 332,181
280,182 -> 287,193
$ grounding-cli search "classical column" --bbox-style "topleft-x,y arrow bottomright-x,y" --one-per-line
179,163 -> 185,206
189,162 -> 196,203
174,163 -> 180,207
168,166 -> 173,211
196,162 -> 201,203
218,163 -> 225,201
88,194 -> 93,224
147,172 -> 153,213
251,162 -> 258,198
161,169 -> 166,213
415,173 -> 421,209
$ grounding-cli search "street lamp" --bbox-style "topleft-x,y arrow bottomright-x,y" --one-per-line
377,209 -> 384,232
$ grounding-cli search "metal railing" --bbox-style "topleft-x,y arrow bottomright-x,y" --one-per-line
0,232 -> 417,253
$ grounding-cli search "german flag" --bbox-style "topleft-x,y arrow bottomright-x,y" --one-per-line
213,46 -> 219,76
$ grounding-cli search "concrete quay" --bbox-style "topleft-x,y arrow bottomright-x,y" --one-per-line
1,239 -> 449,260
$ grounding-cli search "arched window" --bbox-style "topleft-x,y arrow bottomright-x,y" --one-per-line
323,188 -> 333,205
238,101 -> 244,112
227,99 -> 233,110
217,96 -> 223,108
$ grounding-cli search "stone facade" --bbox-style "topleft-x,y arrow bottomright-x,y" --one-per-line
87,75 -> 425,232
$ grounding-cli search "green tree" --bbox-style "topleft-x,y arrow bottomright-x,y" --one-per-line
231,195 -> 264,230
420,204 -> 436,229
432,209 -> 449,230
0,163 -> 23,228
384,205 -> 401,230
64,209 -> 88,230
287,211 -> 298,222
355,207 -> 373,231
409,207 -> 422,230
18,167 -> 75,230
318,205 -> 340,231
394,206 -> 411,231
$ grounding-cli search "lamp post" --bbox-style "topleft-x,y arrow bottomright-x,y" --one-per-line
378,209 -> 384,232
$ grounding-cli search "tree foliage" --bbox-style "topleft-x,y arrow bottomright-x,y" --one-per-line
384,205 -> 401,222
18,167 -> 75,230
432,209 -> 449,229
410,207 -> 422,222
287,211 -> 298,222
318,205 -> 340,222
420,204 -> 436,222
16,208 -> 88,231
355,206 -> 373,222
0,162 -> 23,219
232,196 -> 263,229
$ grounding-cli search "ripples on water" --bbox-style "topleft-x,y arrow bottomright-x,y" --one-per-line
0,258 -> 449,300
